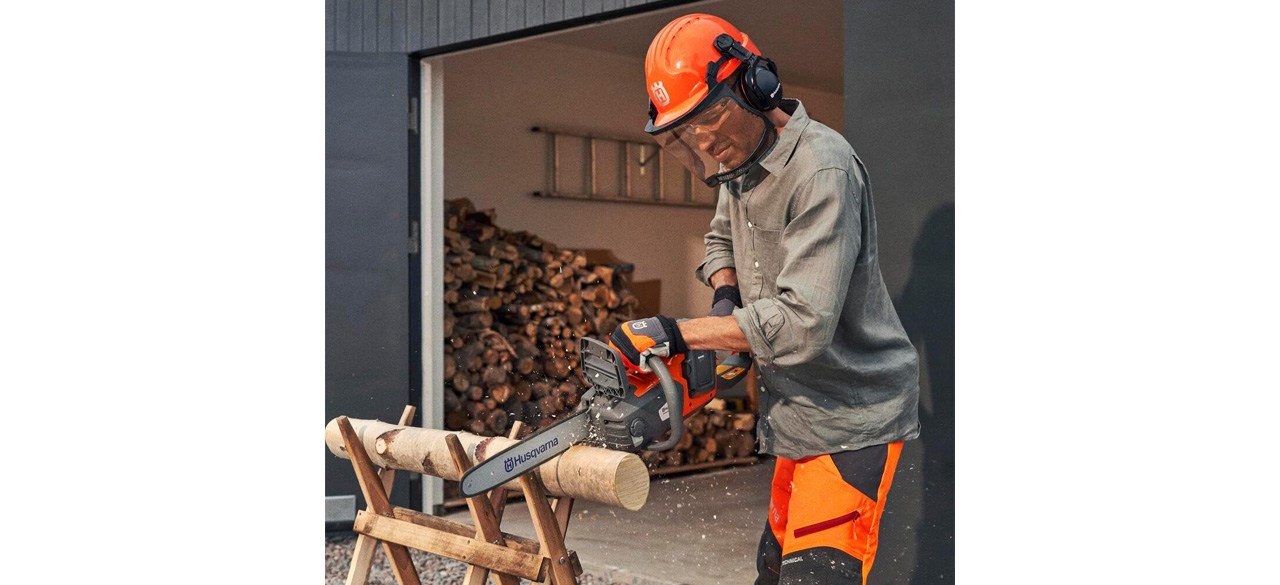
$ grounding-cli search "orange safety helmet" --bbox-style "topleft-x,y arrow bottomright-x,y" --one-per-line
645,14 -> 763,130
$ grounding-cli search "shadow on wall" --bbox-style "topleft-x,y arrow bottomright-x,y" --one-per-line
895,202 -> 955,585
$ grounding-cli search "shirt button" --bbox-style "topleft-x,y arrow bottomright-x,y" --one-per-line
747,221 -> 753,228
754,261 -> 759,268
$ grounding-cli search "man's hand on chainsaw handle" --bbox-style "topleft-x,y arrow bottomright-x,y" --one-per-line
610,315 -> 688,372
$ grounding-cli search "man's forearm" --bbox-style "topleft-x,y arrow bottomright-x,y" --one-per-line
685,268 -> 750,352
677,316 -> 752,353
709,268 -> 738,289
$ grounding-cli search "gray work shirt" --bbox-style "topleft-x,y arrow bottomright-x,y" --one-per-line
695,99 -> 921,459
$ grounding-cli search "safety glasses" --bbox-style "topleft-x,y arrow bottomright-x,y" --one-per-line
645,82 -> 777,187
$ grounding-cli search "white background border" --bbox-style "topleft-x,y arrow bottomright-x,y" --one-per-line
3,1 -> 1278,582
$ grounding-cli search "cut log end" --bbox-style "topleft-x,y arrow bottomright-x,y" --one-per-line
613,454 -> 651,512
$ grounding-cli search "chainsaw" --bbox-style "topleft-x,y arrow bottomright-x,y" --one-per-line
459,309 -> 751,498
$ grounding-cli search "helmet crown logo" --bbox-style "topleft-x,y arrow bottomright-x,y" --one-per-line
650,81 -> 671,107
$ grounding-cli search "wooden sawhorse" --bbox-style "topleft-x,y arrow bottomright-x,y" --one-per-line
337,410 -> 582,585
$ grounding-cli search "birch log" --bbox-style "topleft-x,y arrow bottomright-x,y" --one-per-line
325,417 -> 649,511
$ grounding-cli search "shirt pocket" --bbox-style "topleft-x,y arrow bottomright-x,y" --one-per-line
750,226 -> 783,299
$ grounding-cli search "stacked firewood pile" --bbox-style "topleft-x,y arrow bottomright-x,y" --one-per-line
442,198 -> 639,439
441,197 -> 757,476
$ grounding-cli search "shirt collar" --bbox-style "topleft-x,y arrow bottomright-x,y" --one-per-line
756,99 -> 810,176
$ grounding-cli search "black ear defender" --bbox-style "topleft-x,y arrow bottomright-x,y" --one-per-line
712,33 -> 784,111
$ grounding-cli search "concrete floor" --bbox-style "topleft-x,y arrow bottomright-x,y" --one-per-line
446,461 -> 773,585
444,439 -> 953,585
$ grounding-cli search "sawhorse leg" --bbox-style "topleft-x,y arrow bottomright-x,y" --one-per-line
347,406 -> 417,585
337,415 -> 423,585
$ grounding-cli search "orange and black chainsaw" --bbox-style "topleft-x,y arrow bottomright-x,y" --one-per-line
459,314 -> 751,498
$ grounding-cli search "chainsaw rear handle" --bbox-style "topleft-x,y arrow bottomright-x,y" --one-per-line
643,353 -> 685,452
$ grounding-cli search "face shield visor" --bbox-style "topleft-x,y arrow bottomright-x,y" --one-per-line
646,82 -> 777,187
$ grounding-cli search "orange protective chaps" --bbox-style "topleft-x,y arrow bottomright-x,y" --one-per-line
755,442 -> 903,585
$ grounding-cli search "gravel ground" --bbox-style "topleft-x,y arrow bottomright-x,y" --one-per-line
325,532 -> 633,585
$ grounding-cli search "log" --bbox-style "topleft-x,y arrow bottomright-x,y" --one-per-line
445,198 -> 475,218
473,270 -> 499,289
561,386 -> 582,409
470,255 -> 500,272
443,390 -> 461,413
513,380 -> 533,401
456,342 -> 485,372
326,417 -> 649,510
442,351 -> 456,380
662,451 -> 684,467
489,383 -> 513,404
465,401 -> 489,421
731,413 -> 756,431
544,357 -> 571,380
485,409 -> 509,435
453,298 -> 489,314
452,263 -> 476,282
456,312 -> 494,330
686,413 -> 707,436
464,224 -> 497,242
537,394 -> 563,417
482,366 -> 508,387
714,430 -> 755,459
674,431 -> 694,452
444,409 -> 469,431
530,381 -> 553,399
708,411 -> 729,429
592,265 -> 615,287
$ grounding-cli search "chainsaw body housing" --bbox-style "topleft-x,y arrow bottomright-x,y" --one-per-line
578,338 -> 718,451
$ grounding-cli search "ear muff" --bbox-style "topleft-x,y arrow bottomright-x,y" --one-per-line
710,34 -> 783,112
740,57 -> 783,111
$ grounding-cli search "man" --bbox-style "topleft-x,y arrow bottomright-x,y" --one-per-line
609,14 -> 921,585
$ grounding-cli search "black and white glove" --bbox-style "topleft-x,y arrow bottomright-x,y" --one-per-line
609,315 -> 688,372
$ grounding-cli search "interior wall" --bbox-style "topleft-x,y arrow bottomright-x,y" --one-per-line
442,39 -> 844,318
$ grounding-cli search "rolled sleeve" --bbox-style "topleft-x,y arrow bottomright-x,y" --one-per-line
734,168 -> 861,367
694,187 -> 736,286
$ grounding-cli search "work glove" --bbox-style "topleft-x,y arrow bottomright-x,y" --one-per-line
610,315 -> 687,372
711,285 -> 743,316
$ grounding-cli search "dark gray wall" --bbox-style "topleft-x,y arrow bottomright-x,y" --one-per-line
844,1 -> 954,584
326,0 -> 696,53
326,52 -> 417,515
